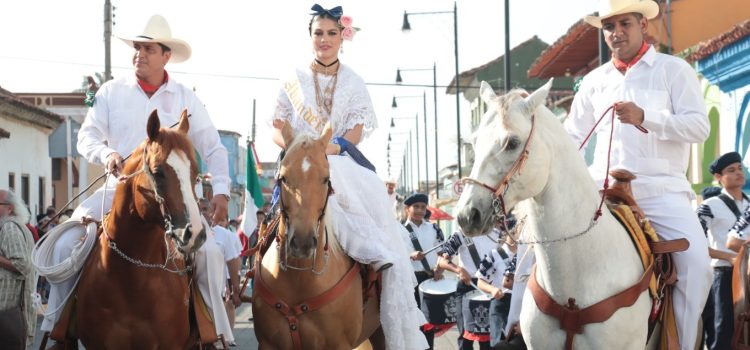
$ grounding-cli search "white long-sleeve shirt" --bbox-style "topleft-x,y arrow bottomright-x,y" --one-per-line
77,74 -> 230,195
697,190 -> 749,267
565,47 -> 709,200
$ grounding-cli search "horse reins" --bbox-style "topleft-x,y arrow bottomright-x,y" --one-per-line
461,103 -> 649,239
101,145 -> 193,275
576,103 -> 648,220
276,175 -> 334,274
40,115 -> 192,230
460,113 -> 537,233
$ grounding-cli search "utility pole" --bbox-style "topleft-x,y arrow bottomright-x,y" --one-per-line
104,0 -> 113,81
251,99 -> 257,142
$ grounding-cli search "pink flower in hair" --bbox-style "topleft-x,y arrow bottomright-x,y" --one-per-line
342,27 -> 355,41
339,15 -> 353,28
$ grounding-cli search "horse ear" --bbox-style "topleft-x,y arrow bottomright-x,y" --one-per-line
176,109 -> 190,134
523,78 -> 554,115
479,81 -> 497,104
320,122 -> 333,146
147,109 -> 161,141
281,121 -> 295,147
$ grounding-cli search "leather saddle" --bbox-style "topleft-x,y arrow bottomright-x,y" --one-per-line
604,169 -> 687,350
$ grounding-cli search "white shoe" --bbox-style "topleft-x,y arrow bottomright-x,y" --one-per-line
372,260 -> 393,273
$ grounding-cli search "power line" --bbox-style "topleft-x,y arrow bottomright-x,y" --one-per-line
0,55 -> 482,90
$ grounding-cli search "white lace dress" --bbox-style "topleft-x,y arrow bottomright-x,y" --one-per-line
272,64 -> 428,350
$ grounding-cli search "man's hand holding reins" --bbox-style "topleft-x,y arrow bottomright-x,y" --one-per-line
614,101 -> 644,126
105,152 -> 124,177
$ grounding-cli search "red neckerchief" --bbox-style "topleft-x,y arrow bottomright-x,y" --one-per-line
611,41 -> 650,74
137,71 -> 169,95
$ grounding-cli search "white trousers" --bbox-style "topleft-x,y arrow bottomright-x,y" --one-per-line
638,192 -> 712,350
40,182 -> 231,341
505,243 -> 533,335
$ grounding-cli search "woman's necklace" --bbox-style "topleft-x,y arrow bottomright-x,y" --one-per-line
311,60 -> 340,117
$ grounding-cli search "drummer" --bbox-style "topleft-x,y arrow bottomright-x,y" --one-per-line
403,193 -> 446,349
475,237 -> 517,347
436,223 -> 501,349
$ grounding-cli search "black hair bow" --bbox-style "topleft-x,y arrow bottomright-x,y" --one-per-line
310,4 -> 343,18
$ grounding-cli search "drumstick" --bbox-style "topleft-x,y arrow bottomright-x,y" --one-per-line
422,243 -> 444,255
470,281 -> 492,298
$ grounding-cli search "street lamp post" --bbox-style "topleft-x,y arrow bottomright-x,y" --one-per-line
392,96 -> 426,191
388,129 -> 411,192
387,131 -> 409,179
396,64 -> 440,198
402,1 -> 462,179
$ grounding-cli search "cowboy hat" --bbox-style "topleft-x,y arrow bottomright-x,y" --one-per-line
584,0 -> 659,28
384,178 -> 398,185
118,14 -> 191,63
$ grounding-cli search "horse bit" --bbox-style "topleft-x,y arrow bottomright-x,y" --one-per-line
276,175 -> 334,275
102,145 -> 194,275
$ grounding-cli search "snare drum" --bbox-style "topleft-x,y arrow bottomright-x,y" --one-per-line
462,290 -> 492,335
418,277 -> 459,325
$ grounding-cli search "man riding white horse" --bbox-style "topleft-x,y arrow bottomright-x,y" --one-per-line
565,0 -> 712,348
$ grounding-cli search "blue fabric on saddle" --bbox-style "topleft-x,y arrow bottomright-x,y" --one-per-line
333,136 -> 376,172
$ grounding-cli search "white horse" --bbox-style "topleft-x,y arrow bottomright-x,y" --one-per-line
455,80 -> 651,349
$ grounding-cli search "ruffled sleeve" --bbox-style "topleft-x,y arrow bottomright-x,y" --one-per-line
332,65 -> 378,141
272,87 -> 294,124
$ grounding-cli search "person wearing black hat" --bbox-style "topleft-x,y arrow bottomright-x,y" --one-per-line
697,151 -> 747,350
402,193 -> 444,349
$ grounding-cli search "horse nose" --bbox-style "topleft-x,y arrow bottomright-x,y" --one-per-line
182,223 -> 194,243
289,235 -> 317,256
458,207 -> 483,236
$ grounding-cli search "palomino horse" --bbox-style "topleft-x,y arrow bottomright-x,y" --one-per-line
455,81 -> 652,349
252,123 -> 383,350
74,110 -> 207,349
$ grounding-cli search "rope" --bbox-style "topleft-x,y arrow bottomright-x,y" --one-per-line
32,220 -> 99,284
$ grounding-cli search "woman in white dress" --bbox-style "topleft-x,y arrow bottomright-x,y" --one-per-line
270,4 -> 428,350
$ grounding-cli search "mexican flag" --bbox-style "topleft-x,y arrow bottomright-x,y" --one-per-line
241,142 -> 265,237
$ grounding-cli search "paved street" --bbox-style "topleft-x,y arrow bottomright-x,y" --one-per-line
32,301 -> 465,349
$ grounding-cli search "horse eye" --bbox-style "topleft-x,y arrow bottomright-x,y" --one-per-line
323,177 -> 330,184
504,137 -> 520,151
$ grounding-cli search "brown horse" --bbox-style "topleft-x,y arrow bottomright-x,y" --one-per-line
74,110 -> 207,349
252,123 -> 383,350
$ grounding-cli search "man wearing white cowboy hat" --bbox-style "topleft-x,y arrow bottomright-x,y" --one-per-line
565,0 -> 711,349
40,14 -> 235,344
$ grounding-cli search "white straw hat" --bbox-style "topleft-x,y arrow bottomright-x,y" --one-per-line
584,0 -> 659,28
118,14 -> 191,63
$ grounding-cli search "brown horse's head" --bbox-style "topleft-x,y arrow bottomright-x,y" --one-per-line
122,109 -> 206,254
277,122 -> 333,259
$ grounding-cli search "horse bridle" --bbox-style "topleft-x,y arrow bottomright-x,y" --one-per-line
460,113 -> 537,235
276,173 -> 334,275
101,144 -> 195,275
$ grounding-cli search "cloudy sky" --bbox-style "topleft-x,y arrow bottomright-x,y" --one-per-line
0,0 -> 598,186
